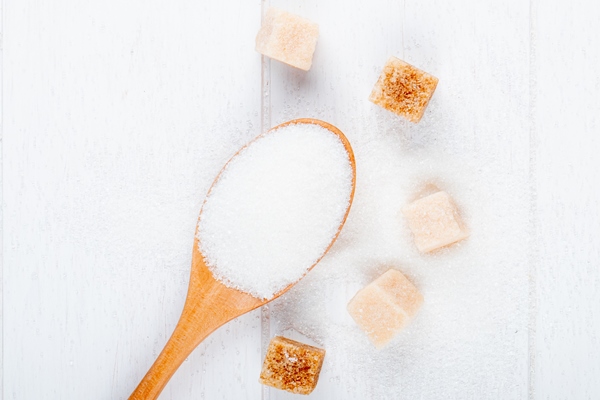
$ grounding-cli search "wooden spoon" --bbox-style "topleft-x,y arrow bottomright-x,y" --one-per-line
129,119 -> 356,399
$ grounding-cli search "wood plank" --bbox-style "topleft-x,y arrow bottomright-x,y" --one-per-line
2,0 -> 263,398
0,0 -> 4,396
265,0 -> 531,398
532,0 -> 600,397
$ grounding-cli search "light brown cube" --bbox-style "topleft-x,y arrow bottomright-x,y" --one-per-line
259,336 -> 326,395
347,269 -> 423,349
255,8 -> 319,71
402,191 -> 469,253
369,56 -> 438,123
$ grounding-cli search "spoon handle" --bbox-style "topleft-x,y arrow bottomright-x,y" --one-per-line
129,252 -> 263,399
129,316 -> 213,400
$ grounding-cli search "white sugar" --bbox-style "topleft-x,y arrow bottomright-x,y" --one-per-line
197,123 -> 353,299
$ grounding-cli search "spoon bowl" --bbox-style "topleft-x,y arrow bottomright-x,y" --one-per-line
129,119 -> 356,399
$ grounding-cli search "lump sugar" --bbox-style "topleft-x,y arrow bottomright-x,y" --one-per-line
402,190 -> 469,253
255,8 -> 319,71
347,269 -> 423,349
369,56 -> 438,123
259,336 -> 326,395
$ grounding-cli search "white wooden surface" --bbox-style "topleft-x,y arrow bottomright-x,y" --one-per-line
2,1 -> 600,399
531,0 -> 600,398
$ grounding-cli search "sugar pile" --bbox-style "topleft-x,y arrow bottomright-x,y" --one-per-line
197,123 -> 353,300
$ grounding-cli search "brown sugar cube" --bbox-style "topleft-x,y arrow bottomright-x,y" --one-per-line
259,336 -> 326,395
347,269 -> 423,349
369,56 -> 439,123
255,8 -> 319,71
402,191 -> 469,253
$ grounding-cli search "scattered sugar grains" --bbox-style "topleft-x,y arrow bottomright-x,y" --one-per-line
259,336 -> 326,395
255,8 -> 319,71
197,123 -> 353,299
369,56 -> 439,123
269,135 -> 530,397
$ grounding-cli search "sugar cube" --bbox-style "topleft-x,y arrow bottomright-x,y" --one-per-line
369,56 -> 439,123
259,336 -> 326,395
402,190 -> 469,253
347,269 -> 423,349
255,8 -> 319,71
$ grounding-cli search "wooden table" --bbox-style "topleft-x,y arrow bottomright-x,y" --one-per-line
2,0 -> 599,398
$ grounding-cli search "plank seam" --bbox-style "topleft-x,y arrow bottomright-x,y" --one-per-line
0,0 -> 4,396
528,0 -> 539,398
260,1 -> 271,400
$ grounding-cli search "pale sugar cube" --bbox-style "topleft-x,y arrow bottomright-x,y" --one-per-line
369,56 -> 438,123
255,8 -> 319,71
402,190 -> 469,253
259,336 -> 326,395
347,269 -> 423,349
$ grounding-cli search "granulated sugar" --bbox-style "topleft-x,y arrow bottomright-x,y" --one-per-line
197,123 -> 353,299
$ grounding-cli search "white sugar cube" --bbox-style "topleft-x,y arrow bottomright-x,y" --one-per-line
402,191 -> 469,253
255,8 -> 319,71
347,269 -> 423,349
